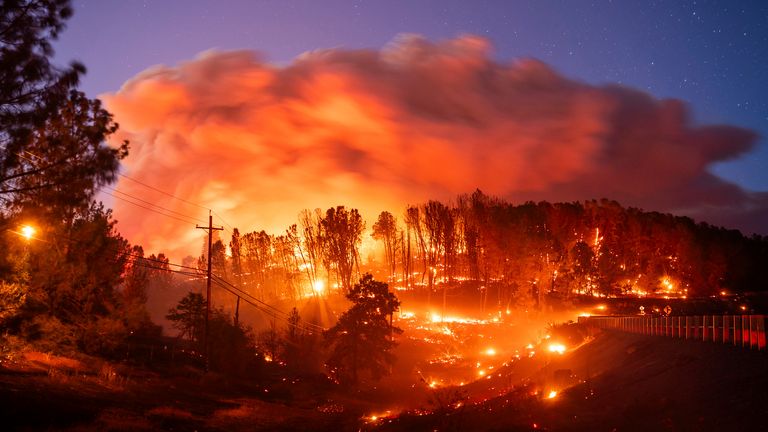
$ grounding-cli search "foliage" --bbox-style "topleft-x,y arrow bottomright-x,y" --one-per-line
320,206 -> 365,293
166,292 -> 205,342
207,309 -> 256,375
324,273 -> 401,386
372,211 -> 398,278
256,320 -> 282,363
0,1 -> 127,212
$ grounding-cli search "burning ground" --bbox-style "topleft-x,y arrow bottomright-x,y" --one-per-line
3,303 -> 766,431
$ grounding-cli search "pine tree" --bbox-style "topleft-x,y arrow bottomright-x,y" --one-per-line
325,274 -> 401,386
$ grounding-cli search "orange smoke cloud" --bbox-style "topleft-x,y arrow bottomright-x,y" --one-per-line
103,34 -> 763,258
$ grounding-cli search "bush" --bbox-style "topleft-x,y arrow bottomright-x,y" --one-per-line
20,315 -> 78,354
78,316 -> 128,356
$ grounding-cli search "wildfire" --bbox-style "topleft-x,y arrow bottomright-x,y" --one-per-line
312,280 -> 325,294
364,410 -> 392,423
547,343 -> 566,355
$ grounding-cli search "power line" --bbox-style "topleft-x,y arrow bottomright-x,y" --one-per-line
103,185 -> 206,224
100,189 -> 201,225
210,273 -> 325,332
117,173 -> 238,233
118,173 -> 210,211
210,277 -> 324,334
13,225 -> 325,334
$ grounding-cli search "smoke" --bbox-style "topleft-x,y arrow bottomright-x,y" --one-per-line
103,34 -> 764,258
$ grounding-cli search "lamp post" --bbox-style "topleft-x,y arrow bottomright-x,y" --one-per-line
20,224 -> 36,240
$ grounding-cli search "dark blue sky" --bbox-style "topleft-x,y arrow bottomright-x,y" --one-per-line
54,0 -> 768,191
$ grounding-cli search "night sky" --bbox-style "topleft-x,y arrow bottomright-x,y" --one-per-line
49,0 -> 768,256
55,0 -> 768,190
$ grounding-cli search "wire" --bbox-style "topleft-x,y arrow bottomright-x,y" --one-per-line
118,173 -> 210,211
210,273 -> 326,332
117,173 -> 238,232
103,185 -> 206,224
15,227 -> 323,332
100,189 -> 201,225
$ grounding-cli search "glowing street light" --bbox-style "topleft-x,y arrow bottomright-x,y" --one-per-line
20,225 -> 36,240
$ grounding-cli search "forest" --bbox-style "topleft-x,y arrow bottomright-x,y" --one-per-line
210,192 -> 768,313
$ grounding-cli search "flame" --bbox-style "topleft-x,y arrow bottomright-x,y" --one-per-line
547,343 -> 566,355
547,390 -> 558,399
312,280 -> 325,294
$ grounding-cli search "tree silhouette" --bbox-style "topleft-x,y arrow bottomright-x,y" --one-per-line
320,206 -> 364,293
372,211 -> 398,279
166,292 -> 205,343
0,1 -> 127,210
325,273 -> 401,386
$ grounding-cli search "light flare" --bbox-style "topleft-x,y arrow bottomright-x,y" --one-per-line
20,225 -> 36,240
547,343 -> 566,355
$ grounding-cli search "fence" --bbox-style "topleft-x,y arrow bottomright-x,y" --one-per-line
577,314 -> 766,351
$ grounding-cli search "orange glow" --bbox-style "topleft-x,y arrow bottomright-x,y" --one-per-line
547,343 -> 566,354
20,225 -> 36,240
484,347 -> 497,356
547,390 -> 558,399
312,280 -> 325,294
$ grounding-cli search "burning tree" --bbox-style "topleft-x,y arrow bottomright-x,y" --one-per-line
320,206 -> 364,293
372,211 -> 398,279
324,274 -> 402,386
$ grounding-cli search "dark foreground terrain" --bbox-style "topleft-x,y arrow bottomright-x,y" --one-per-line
2,328 -> 767,431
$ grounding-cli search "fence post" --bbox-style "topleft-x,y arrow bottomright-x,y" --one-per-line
703,316 -> 711,342
742,315 -> 750,348
757,316 -> 766,350
713,316 -> 721,343
722,315 -> 730,344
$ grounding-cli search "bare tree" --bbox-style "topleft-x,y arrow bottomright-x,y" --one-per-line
320,206 -> 364,293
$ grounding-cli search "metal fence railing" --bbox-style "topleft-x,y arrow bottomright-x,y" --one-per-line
577,314 -> 766,351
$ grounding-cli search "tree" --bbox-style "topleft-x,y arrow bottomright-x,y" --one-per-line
570,241 -> 595,295
324,273 -> 401,386
320,206 -> 364,293
0,1 -> 127,211
166,292 -> 205,343
26,202 -> 129,322
372,211 -> 398,279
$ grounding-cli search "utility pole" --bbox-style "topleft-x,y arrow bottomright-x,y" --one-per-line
196,211 -> 223,371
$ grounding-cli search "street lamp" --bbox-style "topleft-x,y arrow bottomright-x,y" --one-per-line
20,224 -> 36,240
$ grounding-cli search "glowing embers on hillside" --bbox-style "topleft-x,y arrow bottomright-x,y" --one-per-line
547,343 -> 566,355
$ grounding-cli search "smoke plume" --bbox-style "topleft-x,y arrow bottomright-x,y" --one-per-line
103,35 -> 764,258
